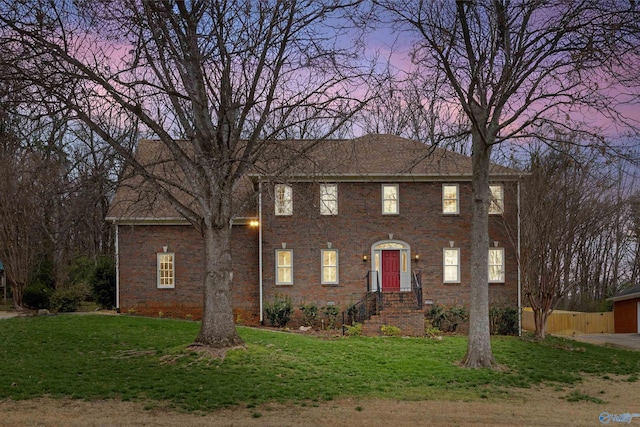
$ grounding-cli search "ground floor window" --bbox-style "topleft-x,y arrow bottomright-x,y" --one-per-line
157,253 -> 175,288
488,247 -> 505,283
321,249 -> 338,284
276,249 -> 293,285
443,248 -> 460,283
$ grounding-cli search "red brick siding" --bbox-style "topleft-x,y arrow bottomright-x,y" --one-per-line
261,181 -> 519,315
614,298 -> 639,333
117,224 -> 260,324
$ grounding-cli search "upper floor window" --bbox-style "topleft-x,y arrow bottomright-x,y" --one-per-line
320,184 -> 338,215
382,184 -> 399,215
443,248 -> 460,283
276,249 -> 293,285
321,249 -> 339,284
157,253 -> 175,288
275,184 -> 292,216
442,184 -> 459,214
489,184 -> 504,215
488,247 -> 505,283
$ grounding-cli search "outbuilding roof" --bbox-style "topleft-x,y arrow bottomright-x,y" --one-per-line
608,285 -> 640,302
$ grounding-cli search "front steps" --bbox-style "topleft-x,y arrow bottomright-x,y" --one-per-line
360,291 -> 425,337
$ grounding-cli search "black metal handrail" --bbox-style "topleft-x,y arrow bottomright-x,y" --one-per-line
342,271 -> 382,333
412,270 -> 423,310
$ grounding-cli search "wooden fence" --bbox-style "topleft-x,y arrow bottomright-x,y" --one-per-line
522,307 -> 614,335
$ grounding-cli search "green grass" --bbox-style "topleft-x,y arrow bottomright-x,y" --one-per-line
0,315 -> 638,412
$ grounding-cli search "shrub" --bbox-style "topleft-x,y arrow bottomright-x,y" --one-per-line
322,305 -> 340,329
22,283 -> 53,310
345,322 -> 362,336
424,319 -> 443,340
91,256 -> 116,309
265,295 -> 293,327
50,284 -> 90,313
299,302 -> 319,327
427,304 -> 468,333
381,325 -> 401,336
489,306 -> 518,335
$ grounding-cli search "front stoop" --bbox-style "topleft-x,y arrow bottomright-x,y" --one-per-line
361,292 -> 425,337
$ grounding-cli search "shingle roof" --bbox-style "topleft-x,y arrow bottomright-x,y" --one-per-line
106,134 -> 522,222
262,134 -> 519,179
609,285 -> 640,302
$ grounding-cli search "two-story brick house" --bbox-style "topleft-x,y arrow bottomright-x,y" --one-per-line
107,134 -> 521,335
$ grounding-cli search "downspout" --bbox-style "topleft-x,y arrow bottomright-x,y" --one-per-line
114,221 -> 120,312
258,180 -> 264,324
517,179 -> 522,336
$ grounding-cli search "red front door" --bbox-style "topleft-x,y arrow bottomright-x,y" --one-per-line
382,250 -> 400,292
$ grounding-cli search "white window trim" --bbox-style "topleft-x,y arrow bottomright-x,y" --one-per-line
275,249 -> 293,285
442,184 -> 459,215
321,249 -> 339,285
320,183 -> 338,216
443,248 -> 460,284
157,252 -> 175,289
275,184 -> 293,216
382,184 -> 399,215
488,247 -> 505,283
489,184 -> 504,215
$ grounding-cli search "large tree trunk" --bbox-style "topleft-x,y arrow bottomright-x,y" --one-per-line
462,127 -> 494,368
194,223 -> 243,348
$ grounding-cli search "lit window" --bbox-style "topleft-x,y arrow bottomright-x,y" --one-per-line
276,249 -> 293,285
489,184 -> 504,214
443,248 -> 460,283
443,184 -> 459,214
157,253 -> 175,288
320,184 -> 338,215
321,249 -> 339,284
275,184 -> 292,216
382,184 -> 399,214
488,248 -> 505,283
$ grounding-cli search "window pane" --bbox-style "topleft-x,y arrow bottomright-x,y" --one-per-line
488,248 -> 504,282
320,184 -> 338,215
322,249 -> 338,284
276,250 -> 293,284
157,253 -> 175,288
275,184 -> 292,215
323,250 -> 336,266
489,185 -> 504,214
443,185 -> 458,214
382,185 -> 398,214
443,248 -> 459,282
323,266 -> 337,283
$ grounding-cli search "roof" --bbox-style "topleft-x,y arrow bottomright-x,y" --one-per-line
608,285 -> 640,302
106,134 -> 523,223
255,134 -> 520,180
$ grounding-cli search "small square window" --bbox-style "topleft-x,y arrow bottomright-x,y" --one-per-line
442,184 -> 459,214
382,184 -> 399,215
157,253 -> 175,288
321,249 -> 339,284
488,247 -> 505,283
443,248 -> 460,283
276,249 -> 293,285
489,184 -> 504,215
320,184 -> 338,215
275,184 -> 292,216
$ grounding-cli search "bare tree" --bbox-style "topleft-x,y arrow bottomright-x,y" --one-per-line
520,145 -> 627,337
0,0 -> 372,348
378,0 -> 640,367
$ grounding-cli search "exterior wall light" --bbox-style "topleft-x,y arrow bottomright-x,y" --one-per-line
249,220 -> 260,227
362,254 -> 368,262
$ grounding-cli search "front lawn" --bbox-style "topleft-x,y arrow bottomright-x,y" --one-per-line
0,315 -> 637,412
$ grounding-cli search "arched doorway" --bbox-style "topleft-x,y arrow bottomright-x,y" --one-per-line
370,240 -> 411,292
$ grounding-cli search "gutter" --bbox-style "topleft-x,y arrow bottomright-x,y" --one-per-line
258,181 -> 264,324
114,221 -> 120,312
517,179 -> 522,336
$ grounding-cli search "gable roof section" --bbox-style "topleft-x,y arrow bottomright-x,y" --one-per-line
255,134 -> 520,180
106,134 -> 522,222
